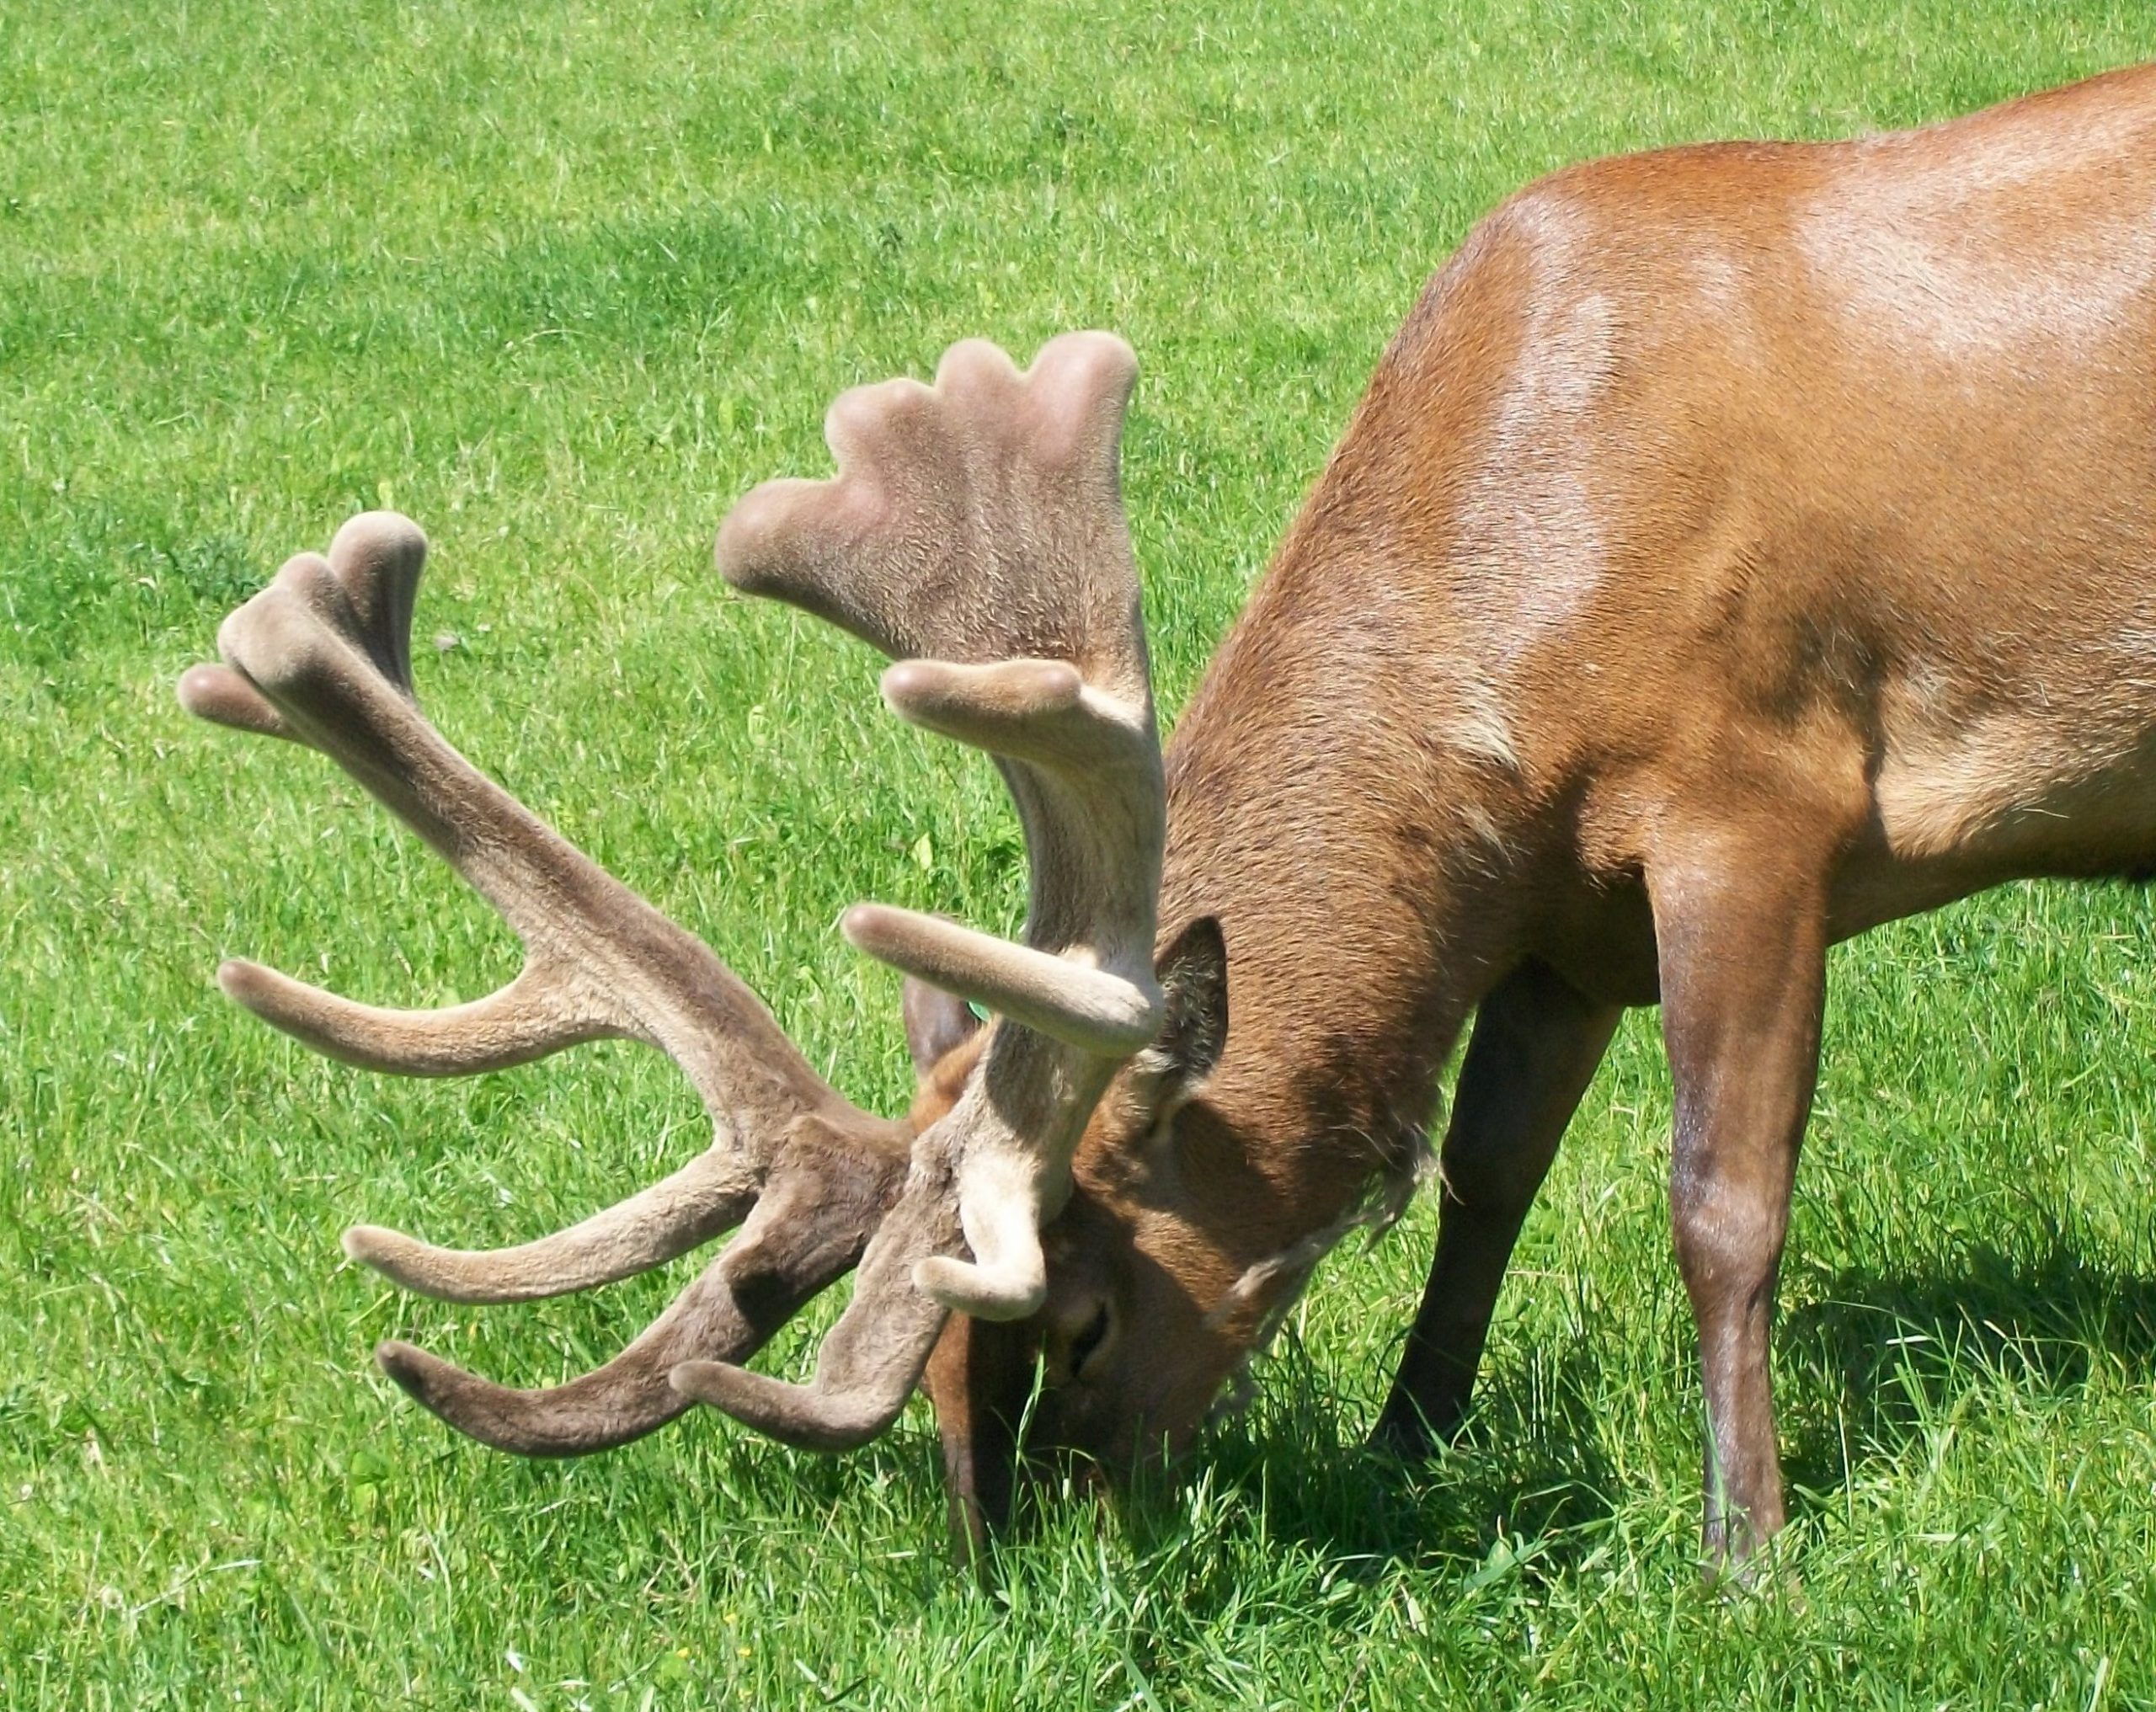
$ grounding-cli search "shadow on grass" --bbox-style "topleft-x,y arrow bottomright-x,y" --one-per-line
1777,1240 -> 2156,1497
1086,1239 -> 2156,1597
1086,1328 -> 1631,1597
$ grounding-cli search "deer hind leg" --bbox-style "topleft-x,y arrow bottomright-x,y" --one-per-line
1650,837 -> 1831,1572
1373,958 -> 1620,1456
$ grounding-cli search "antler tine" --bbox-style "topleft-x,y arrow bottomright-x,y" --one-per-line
368,1117 -> 906,1454
670,331 -> 1170,1448
339,1145 -> 754,1304
182,513 -> 887,1320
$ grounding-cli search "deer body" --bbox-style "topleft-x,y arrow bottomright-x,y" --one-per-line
1081,62 -> 2156,1560
184,64 -> 2156,1576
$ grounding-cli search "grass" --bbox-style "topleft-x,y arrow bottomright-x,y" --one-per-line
5,0 -> 2156,1704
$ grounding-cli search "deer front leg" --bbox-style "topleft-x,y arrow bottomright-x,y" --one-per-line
1652,845 -> 1828,1571
1373,958 -> 1620,1455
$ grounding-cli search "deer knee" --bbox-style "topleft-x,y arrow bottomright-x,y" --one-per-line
1668,1162 -> 1789,1305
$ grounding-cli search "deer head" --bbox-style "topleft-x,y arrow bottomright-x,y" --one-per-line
907,913 -> 1259,1548
180,332 -> 1201,1462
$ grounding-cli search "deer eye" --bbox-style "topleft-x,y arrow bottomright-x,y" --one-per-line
1067,1301 -> 1113,1379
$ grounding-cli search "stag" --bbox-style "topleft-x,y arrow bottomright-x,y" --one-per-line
184,62 -> 2156,1570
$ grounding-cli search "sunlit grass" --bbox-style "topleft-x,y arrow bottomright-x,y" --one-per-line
5,1 -> 2156,1704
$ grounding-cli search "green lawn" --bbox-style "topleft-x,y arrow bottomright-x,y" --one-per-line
7,0 -> 2156,1704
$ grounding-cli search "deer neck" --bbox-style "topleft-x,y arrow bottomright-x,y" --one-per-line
1153,524 -> 1532,1246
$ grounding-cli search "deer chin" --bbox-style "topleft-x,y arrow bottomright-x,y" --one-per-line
923,1313 -> 1038,1554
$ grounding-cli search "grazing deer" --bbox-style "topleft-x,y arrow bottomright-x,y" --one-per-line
182,61 -> 2156,1571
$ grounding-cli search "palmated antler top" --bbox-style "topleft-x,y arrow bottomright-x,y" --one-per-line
181,333 -> 1169,1460
721,333 -> 1163,1054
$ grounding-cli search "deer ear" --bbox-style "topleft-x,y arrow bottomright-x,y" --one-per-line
904,976 -> 985,1076
1145,916 -> 1229,1091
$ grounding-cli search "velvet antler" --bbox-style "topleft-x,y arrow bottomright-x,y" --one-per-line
670,333 -> 1166,1445
183,333 -> 1167,1458
179,513 -> 909,1451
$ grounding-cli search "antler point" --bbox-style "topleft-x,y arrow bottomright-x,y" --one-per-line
915,1255 -> 1048,1321
330,509 -> 429,567
373,1339 -> 434,1395
343,1224 -> 398,1266
177,661 -> 293,739
215,957 -> 265,1003
836,902 -> 882,948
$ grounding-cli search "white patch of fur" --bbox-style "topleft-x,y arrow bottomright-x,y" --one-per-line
1454,280 -> 1614,660
1447,677 -> 1522,775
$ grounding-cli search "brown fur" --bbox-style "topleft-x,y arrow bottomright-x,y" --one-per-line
924,64 -> 2156,1567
